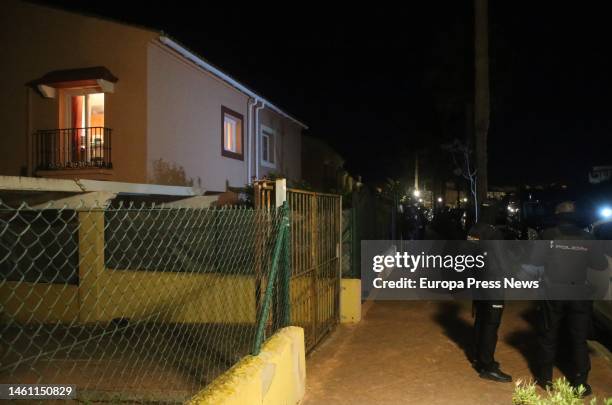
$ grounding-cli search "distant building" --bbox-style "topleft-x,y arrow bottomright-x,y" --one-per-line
589,166 -> 612,184
486,186 -> 517,201
443,181 -> 468,207
0,0 -> 306,192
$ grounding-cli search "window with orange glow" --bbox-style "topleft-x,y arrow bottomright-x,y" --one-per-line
87,93 -> 104,127
222,107 -> 243,160
59,91 -> 106,162
63,92 -> 104,128
224,116 -> 238,152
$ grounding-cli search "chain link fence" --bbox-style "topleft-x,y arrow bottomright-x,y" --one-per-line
0,200 -> 290,403
343,187 -> 394,278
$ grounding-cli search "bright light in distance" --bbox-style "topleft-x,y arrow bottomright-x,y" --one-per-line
418,198 -> 423,203
600,206 -> 612,219
413,190 -> 421,197
462,198 -> 468,202
507,205 -> 520,214
437,197 -> 443,203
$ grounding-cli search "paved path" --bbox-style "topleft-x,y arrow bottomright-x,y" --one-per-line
303,301 -> 612,405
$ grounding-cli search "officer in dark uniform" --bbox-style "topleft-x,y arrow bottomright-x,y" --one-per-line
467,200 -> 513,383
399,204 -> 419,240
534,201 -> 608,396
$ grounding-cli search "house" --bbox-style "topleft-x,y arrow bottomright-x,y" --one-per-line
589,165 -> 612,185
0,0 -> 306,192
301,136 -> 359,193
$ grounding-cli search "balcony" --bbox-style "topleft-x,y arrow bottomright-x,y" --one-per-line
35,127 -> 112,169
34,127 -> 113,179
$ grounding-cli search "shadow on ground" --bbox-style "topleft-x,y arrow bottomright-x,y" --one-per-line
504,303 -> 541,377
432,302 -> 473,365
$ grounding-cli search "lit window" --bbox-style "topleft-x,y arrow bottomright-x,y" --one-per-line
64,92 -> 105,129
224,116 -> 238,152
59,91 -> 106,164
261,126 -> 276,168
222,107 -> 243,160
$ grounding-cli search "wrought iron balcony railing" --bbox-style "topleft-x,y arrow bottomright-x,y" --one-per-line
34,127 -> 112,170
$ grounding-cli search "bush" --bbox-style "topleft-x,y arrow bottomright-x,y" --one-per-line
512,378 -> 612,405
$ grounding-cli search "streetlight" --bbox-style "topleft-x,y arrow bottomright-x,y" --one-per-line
462,197 -> 468,203
413,190 -> 421,198
437,197 -> 443,203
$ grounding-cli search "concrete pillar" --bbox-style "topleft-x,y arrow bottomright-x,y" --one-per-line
274,178 -> 286,208
77,209 -> 105,323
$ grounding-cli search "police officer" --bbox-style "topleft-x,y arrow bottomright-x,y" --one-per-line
467,200 -> 513,383
399,204 -> 418,240
534,201 -> 608,396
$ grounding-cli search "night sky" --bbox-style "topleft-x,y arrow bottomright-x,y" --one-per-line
35,1 -> 612,187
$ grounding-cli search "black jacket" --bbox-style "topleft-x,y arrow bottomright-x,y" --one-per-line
536,223 -> 607,285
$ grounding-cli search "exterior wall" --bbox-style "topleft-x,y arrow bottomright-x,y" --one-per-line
301,136 -> 345,191
147,41 -> 250,191
0,0 -> 154,183
340,278 -> 362,323
187,327 -> 305,405
257,108 -> 302,182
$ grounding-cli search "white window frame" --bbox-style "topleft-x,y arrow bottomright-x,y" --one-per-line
260,125 -> 277,168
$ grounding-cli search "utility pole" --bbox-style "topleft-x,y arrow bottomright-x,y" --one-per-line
474,0 -> 489,205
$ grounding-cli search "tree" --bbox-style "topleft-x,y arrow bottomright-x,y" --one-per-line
442,139 -> 479,220
474,0 -> 490,205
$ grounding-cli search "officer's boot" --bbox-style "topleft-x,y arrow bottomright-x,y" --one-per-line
479,365 -> 512,383
572,373 -> 592,398
536,365 -> 553,390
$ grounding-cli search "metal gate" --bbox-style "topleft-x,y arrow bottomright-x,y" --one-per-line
254,181 -> 341,350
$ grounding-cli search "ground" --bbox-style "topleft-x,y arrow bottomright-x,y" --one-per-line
303,301 -> 612,405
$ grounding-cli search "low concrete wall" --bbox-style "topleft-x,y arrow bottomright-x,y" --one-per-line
1,210 -> 256,325
187,326 -> 305,405
95,271 -> 256,323
0,273 -> 255,324
0,282 -> 80,323
340,278 -> 361,323
77,211 -> 258,324
1,271 -> 321,325
0,209 -> 303,325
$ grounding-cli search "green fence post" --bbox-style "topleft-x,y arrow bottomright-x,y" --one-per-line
251,202 -> 290,355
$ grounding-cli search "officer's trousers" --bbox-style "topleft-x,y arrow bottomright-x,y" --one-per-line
538,300 -> 592,384
473,300 -> 504,371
